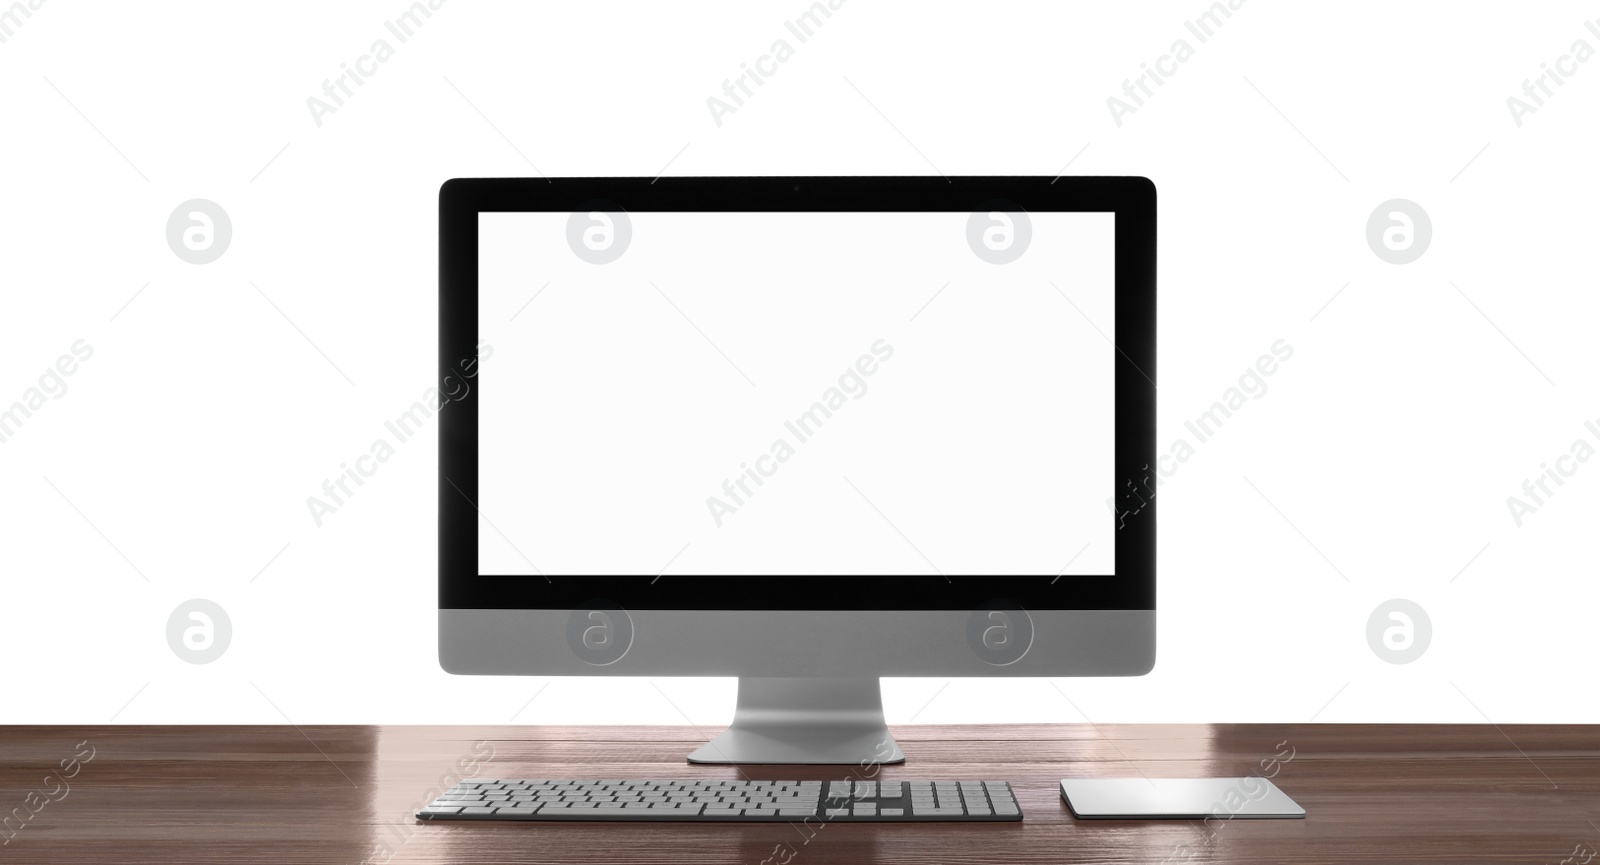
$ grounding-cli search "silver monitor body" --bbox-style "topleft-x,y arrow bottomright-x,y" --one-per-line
441,608 -> 1155,763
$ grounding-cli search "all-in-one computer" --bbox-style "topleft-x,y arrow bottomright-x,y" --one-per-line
430,177 -> 1157,822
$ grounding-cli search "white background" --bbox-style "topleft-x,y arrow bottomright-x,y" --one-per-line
477,212 -> 1115,576
1,0 -> 1596,727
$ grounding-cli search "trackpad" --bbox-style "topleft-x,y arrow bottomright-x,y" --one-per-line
1060,778 -> 1305,819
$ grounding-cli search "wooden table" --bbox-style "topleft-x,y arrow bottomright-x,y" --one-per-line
2,724 -> 1597,863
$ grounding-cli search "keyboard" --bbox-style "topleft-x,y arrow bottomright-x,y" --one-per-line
417,778 -> 1022,822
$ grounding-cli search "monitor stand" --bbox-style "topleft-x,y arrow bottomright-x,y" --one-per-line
687,677 -> 908,765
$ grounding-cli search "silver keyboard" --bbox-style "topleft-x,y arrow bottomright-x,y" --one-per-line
417,778 -> 1023,822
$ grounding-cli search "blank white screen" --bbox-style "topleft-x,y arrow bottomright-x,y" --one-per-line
476,211 -> 1116,576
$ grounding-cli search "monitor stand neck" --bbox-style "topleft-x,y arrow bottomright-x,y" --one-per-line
686,677 -> 908,765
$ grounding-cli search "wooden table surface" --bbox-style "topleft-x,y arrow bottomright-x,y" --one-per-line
2,724 -> 1597,863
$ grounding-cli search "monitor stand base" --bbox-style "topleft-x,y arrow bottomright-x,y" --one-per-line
687,677 -> 907,765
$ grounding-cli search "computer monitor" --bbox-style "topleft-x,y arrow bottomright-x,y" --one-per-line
438,177 -> 1156,765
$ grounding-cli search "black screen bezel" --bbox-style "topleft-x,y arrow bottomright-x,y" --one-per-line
439,176 -> 1155,611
